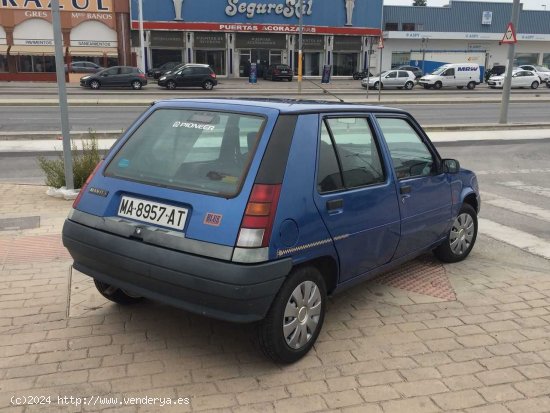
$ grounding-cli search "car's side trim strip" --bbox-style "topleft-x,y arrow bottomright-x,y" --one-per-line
277,234 -> 349,257
68,209 -> 234,261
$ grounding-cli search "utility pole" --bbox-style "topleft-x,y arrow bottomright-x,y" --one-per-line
499,0 -> 520,124
51,0 -> 73,190
138,0 -> 146,72
297,0 -> 303,95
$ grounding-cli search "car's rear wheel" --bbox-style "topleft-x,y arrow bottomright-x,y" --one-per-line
166,80 -> 177,90
94,280 -> 143,305
433,81 -> 443,90
531,81 -> 539,89
258,266 -> 326,364
434,204 -> 478,263
202,80 -> 215,90
404,81 -> 414,90
288,76 -> 293,82
423,84 -> 431,89
467,81 -> 476,90
131,80 -> 142,90
89,80 -> 100,90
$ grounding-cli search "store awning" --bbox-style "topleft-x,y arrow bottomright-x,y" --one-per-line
9,45 -> 55,54
68,47 -> 118,57
0,45 -> 8,53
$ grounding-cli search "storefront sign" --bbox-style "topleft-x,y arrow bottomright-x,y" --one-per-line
235,33 -> 286,49
150,31 -> 184,48
387,31 -> 550,42
194,33 -> 226,49
0,0 -> 113,12
333,35 -> 361,51
481,11 -> 492,25
302,34 -> 323,51
13,38 -> 54,45
225,0 -> 313,19
70,40 -> 116,47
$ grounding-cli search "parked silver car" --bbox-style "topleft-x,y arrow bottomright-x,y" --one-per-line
519,65 -> 550,83
362,70 -> 416,90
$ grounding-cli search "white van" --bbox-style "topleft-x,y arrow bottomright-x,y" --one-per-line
419,63 -> 481,90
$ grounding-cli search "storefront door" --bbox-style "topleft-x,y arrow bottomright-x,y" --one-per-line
239,49 -> 281,77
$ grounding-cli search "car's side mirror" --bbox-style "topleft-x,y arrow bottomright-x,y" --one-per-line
442,159 -> 460,174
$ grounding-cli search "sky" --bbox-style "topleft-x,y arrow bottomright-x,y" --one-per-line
384,0 -> 550,10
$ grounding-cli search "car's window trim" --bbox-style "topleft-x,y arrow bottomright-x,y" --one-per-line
317,114 -> 388,195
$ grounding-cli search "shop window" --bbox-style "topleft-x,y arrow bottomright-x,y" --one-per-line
333,53 -> 359,76
385,23 -> 398,31
195,50 -> 226,76
402,23 -> 416,31
0,55 -> 7,72
15,55 -> 55,72
151,49 -> 183,69
294,51 -> 321,76
391,52 -> 410,69
514,53 -> 538,66
543,54 -> 550,67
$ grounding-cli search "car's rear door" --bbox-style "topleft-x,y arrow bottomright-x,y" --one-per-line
374,115 -> 452,259
313,115 -> 401,282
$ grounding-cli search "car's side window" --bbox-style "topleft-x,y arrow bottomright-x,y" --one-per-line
398,71 -> 408,78
317,122 -> 344,193
320,117 -> 385,191
105,67 -> 119,75
377,117 -> 435,180
387,71 -> 397,78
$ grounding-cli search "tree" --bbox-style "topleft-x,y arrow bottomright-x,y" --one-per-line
413,0 -> 427,6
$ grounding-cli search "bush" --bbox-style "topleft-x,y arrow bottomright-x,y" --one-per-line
38,133 -> 101,189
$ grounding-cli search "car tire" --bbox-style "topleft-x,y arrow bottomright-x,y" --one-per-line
433,81 -> 443,90
257,266 -> 326,364
467,81 -> 476,90
404,81 -> 414,90
202,80 -> 215,90
434,203 -> 478,263
89,80 -> 100,90
531,81 -> 539,89
131,80 -> 142,90
423,84 -> 431,89
288,77 -> 293,82
374,81 -> 382,89
166,80 -> 177,90
94,279 -> 143,305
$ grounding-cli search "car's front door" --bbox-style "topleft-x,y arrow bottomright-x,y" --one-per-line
313,115 -> 401,282
384,71 -> 398,87
176,68 -> 192,87
375,115 -> 452,259
441,68 -> 456,86
100,67 -> 120,86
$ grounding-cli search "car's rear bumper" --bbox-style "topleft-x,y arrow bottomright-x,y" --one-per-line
62,219 -> 291,323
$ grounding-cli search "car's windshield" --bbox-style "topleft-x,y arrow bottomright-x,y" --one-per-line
431,66 -> 448,75
534,65 -> 550,72
105,109 -> 266,197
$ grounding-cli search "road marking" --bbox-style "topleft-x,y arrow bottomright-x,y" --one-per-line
476,168 -> 550,175
498,181 -> 550,198
481,192 -> 550,223
479,218 -> 550,260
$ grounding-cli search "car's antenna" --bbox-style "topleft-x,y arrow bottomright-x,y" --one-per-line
302,78 -> 345,103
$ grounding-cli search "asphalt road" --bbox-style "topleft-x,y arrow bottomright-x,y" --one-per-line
0,102 -> 547,133
2,141 -> 549,255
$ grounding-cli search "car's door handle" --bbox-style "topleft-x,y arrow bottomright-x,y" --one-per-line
400,185 -> 412,194
326,199 -> 344,211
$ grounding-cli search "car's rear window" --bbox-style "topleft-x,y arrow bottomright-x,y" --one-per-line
104,109 -> 266,197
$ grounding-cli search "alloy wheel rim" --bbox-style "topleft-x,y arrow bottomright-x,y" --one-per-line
449,212 -> 475,255
283,281 -> 322,349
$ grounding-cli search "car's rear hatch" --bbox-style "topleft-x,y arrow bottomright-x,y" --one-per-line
72,102 -> 280,259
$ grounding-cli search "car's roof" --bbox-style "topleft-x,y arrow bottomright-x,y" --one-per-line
153,98 -> 408,115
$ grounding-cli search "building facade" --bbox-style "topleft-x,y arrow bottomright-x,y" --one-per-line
382,1 -> 550,76
129,0 -> 383,78
0,0 -> 132,81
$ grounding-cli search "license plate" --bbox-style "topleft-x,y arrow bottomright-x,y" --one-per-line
281,71 -> 288,74
117,196 -> 188,231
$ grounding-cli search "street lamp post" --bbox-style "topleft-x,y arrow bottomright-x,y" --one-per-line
499,0 -> 520,124
138,0 -> 146,73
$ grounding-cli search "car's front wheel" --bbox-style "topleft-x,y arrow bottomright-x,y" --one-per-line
433,81 -> 443,90
94,280 -> 143,305
202,80 -> 215,90
166,80 -> 177,90
531,81 -> 539,89
258,266 -> 326,363
131,80 -> 142,90
89,80 -> 100,90
404,81 -> 414,90
434,203 -> 478,263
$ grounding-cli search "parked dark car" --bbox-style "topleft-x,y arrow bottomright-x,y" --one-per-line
65,61 -> 103,74
157,64 -> 217,90
397,65 -> 423,79
63,98 -> 480,363
263,64 -> 293,81
352,70 -> 374,80
80,66 -> 147,90
147,61 -> 180,79
484,65 -> 506,82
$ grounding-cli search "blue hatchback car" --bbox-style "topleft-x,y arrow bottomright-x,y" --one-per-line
63,99 -> 480,363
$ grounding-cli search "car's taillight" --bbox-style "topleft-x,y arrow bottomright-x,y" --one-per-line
237,184 -> 281,248
209,72 -> 216,79
72,160 -> 103,209
273,69 -> 280,75
138,73 -> 146,79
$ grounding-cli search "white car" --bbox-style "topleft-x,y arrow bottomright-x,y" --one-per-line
519,65 -> 550,83
487,70 -> 540,89
362,70 -> 416,90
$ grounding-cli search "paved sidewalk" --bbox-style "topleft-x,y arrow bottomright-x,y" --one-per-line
1,183 -> 550,413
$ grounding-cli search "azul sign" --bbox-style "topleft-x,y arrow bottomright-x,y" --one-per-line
225,0 -> 313,19
0,0 -> 112,12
